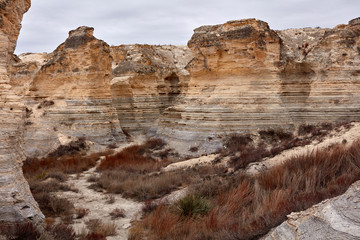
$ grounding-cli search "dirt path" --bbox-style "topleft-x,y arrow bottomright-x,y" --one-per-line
58,163 -> 142,239
56,142 -> 143,239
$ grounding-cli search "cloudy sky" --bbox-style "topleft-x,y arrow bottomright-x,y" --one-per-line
15,0 -> 360,54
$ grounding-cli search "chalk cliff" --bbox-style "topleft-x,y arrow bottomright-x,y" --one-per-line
157,18 -> 360,154
0,0 -> 43,223
12,26 -> 127,157
110,44 -> 192,136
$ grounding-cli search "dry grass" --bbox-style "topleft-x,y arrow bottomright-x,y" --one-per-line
110,208 -> 126,219
221,122 -> 352,171
85,219 -> 117,237
92,169 -> 192,201
131,140 -> 360,240
75,208 -> 90,219
23,151 -> 111,178
0,221 -> 76,240
98,139 -> 170,173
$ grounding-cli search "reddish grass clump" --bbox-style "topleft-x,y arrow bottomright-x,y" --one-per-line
131,140 -> 360,240
98,138 -> 169,172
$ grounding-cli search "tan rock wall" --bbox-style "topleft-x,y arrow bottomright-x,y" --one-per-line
16,27 -> 126,157
110,44 -> 192,136
0,0 -> 43,223
157,18 -> 360,154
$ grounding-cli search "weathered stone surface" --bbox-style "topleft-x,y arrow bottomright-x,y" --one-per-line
263,180 -> 360,240
157,19 -> 292,153
0,0 -> 43,223
12,26 -> 126,157
110,44 -> 192,136
157,18 -> 360,154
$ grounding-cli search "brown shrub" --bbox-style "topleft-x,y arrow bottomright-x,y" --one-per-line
110,208 -> 126,219
23,151 -> 108,179
95,169 -> 191,201
143,138 -> 167,150
0,222 -> 40,240
45,223 -> 76,240
85,219 -> 117,237
224,133 -> 252,152
230,144 -> 271,170
133,140 -> 360,240
34,192 -> 74,217
98,145 -> 167,173
75,208 -> 90,219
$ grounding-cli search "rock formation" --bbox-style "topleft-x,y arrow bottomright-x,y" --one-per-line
110,44 -> 192,136
157,18 -> 360,154
11,18 -> 360,156
12,26 -> 127,157
11,39 -> 192,156
263,180 -> 360,240
0,0 -> 43,223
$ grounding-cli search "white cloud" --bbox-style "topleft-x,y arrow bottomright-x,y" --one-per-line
15,0 -> 360,54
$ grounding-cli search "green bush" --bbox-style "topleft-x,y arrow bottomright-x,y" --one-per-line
173,194 -> 210,217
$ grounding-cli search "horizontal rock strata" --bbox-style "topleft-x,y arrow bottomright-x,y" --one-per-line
12,27 -> 126,157
157,18 -> 360,154
0,0 -> 43,223
110,44 -> 192,136
10,17 -> 360,156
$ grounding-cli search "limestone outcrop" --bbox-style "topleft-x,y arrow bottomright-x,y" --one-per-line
157,18 -> 360,154
12,26 -> 126,157
263,180 -> 360,240
0,0 -> 43,223
110,44 -> 192,136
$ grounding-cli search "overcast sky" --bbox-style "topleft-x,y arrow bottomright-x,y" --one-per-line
15,0 -> 360,54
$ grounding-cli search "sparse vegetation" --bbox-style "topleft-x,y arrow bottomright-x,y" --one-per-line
173,194 -> 210,217
92,169 -> 191,201
85,219 -> 117,237
110,208 -> 126,219
131,140 -> 360,240
0,221 -> 76,240
15,122 -> 357,240
75,208 -> 90,219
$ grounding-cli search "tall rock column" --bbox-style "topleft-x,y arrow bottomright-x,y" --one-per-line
0,0 -> 44,223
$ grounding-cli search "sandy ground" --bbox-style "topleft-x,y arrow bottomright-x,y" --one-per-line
56,142 -> 143,240
57,163 -> 142,240
163,154 -> 219,172
247,122 -> 360,174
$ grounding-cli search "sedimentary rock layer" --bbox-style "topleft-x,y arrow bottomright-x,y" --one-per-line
0,0 -> 43,223
263,180 -> 360,240
10,17 -> 360,156
157,18 -> 360,154
12,27 -> 126,157
110,44 -> 192,136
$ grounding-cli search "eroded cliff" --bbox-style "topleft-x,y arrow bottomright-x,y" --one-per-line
12,26 -> 127,157
110,44 -> 192,136
0,0 -> 43,223
157,18 -> 360,154
11,18 -> 360,156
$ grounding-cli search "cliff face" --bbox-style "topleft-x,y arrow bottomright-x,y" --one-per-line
110,44 -> 192,136
11,40 -> 192,156
10,18 -> 360,156
157,18 -> 360,154
157,19 -> 292,153
0,0 -> 43,223
12,27 -> 126,157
